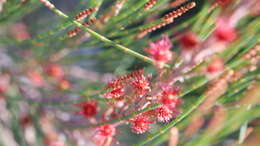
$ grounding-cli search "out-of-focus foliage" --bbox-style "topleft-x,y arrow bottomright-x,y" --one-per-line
0,0 -> 259,146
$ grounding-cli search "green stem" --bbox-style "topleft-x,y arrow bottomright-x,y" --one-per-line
0,131 -> 4,146
39,1 -> 170,68
238,121 -> 248,144
69,104 -> 159,129
5,96 -> 27,146
135,95 -> 206,146
135,58 -> 250,145
30,105 -> 45,146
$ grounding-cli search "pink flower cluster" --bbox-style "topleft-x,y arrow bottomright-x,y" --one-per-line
145,35 -> 173,67
76,100 -> 98,118
94,124 -> 116,146
130,114 -> 153,134
101,69 -> 182,134
104,69 -> 151,99
130,88 -> 182,134
214,18 -> 237,42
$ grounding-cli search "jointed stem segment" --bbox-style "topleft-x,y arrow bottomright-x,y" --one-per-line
39,0 -> 170,68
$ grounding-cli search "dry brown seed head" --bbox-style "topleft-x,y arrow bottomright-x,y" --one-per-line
164,2 -> 196,21
74,8 -> 97,21
67,18 -> 97,38
144,0 -> 158,10
136,2 -> 195,39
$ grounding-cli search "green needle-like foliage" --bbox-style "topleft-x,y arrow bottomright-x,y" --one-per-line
0,0 -> 259,146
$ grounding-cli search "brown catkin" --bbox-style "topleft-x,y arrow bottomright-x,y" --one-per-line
205,105 -> 227,133
237,82 -> 260,107
184,115 -> 205,138
164,2 -> 196,22
185,70 -> 234,137
243,45 -> 260,63
141,21 -> 170,33
74,8 -> 97,21
136,2 -> 196,39
39,0 -> 55,9
82,18 -> 96,26
170,0 -> 188,8
67,27 -> 81,38
168,127 -> 179,146
206,70 -> 234,96
208,2 -> 219,12
144,0 -> 158,10
67,18 -> 97,37
200,70 -> 234,112
230,71 -> 243,82
136,20 -> 173,39
242,45 -> 260,71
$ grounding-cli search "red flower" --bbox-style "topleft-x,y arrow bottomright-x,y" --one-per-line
207,58 -> 224,74
59,79 -> 70,90
104,85 -> 125,99
10,23 -> 30,41
214,19 -> 237,42
145,35 -> 173,64
160,89 -> 181,109
45,64 -> 64,79
156,106 -> 173,122
0,74 -> 10,94
97,124 -> 116,137
20,115 -> 32,127
179,32 -> 199,49
94,124 -> 116,146
130,114 -> 153,134
28,71 -> 44,87
131,75 -> 150,96
107,80 -> 120,89
77,101 -> 98,117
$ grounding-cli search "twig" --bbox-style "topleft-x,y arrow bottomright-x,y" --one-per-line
38,0 -> 170,68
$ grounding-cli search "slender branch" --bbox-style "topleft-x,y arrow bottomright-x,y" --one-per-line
69,76 -> 211,129
135,95 -> 206,146
38,0 -> 170,68
85,104 -> 159,128
135,58 -> 251,145
65,57 -> 247,130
